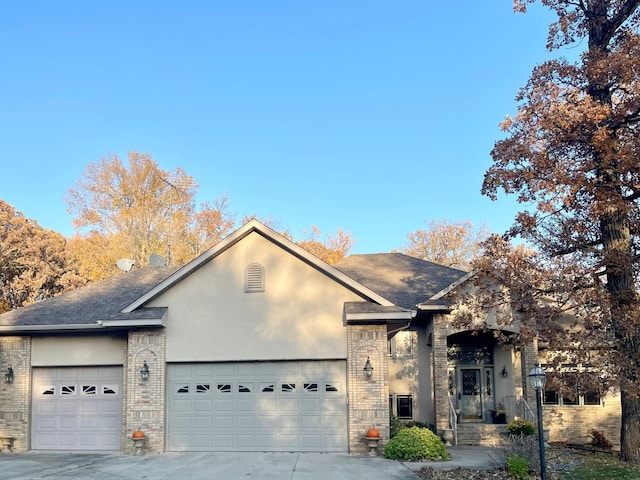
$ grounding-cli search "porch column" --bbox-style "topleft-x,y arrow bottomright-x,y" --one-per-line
432,314 -> 450,435
520,338 -> 539,414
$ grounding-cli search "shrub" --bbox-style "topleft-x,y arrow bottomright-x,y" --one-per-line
383,426 -> 451,461
507,455 -> 530,479
489,431 -> 540,473
506,419 -> 535,436
588,429 -> 613,450
389,415 -> 406,438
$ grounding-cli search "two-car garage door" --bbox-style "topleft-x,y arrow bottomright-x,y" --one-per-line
167,360 -> 347,452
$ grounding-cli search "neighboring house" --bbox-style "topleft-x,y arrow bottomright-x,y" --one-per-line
0,220 -> 621,453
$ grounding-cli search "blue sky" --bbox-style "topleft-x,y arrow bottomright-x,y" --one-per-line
0,2 -> 558,254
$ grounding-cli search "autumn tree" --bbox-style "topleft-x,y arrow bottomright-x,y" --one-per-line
65,152 -> 235,275
481,0 -> 640,461
401,220 -> 489,270
295,226 -> 355,265
0,200 -> 84,311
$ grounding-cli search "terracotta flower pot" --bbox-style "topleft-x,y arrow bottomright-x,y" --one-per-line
366,428 -> 380,438
132,430 -> 145,439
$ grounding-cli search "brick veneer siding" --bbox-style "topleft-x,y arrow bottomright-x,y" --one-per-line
432,314 -> 450,436
0,337 -> 31,452
347,325 -> 389,455
544,395 -> 621,447
125,329 -> 166,454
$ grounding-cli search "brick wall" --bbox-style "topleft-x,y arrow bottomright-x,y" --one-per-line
125,329 -> 166,454
544,395 -> 621,447
0,337 -> 31,452
347,325 -> 388,454
432,314 -> 450,436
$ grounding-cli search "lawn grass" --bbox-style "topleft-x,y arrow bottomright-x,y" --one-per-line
563,452 -> 640,479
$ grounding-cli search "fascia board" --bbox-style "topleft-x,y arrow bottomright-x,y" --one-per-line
426,270 -> 478,303
345,311 -> 414,322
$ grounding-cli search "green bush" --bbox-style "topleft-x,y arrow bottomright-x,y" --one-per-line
383,426 -> 451,461
506,419 -> 535,436
389,415 -> 406,438
507,454 -> 530,479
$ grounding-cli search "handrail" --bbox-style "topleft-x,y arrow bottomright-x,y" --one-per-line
448,395 -> 458,446
521,397 -> 536,423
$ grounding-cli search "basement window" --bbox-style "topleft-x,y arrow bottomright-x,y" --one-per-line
389,393 -> 414,420
245,263 -> 265,292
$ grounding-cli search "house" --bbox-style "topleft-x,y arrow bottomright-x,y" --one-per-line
0,220 -> 621,453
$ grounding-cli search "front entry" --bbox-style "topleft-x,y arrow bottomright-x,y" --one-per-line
460,368 -> 482,418
451,366 -> 495,422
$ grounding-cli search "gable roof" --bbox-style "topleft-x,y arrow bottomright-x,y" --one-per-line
0,265 -> 178,331
122,219 -> 395,312
334,253 -> 468,310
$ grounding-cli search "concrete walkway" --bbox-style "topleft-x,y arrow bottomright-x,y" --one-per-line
0,447 -> 498,480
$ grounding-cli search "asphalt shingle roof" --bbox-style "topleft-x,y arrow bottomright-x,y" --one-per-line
334,253 -> 467,310
0,266 -> 178,327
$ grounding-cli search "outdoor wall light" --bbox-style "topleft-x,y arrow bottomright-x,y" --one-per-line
363,357 -> 373,378
502,366 -> 508,377
140,361 -> 150,381
5,365 -> 13,384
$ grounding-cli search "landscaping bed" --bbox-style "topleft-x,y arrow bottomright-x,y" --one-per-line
415,445 -> 640,480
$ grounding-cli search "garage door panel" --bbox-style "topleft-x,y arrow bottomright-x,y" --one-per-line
168,361 -> 346,452
32,367 -> 122,451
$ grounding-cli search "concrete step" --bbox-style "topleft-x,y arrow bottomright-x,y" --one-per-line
454,423 -> 509,446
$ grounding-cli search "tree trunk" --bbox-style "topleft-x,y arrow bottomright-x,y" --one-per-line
620,391 -> 640,461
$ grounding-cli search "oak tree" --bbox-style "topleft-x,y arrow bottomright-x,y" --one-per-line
0,200 -> 84,311
482,0 -> 640,461
65,152 -> 235,272
401,219 -> 489,270
296,226 -> 355,265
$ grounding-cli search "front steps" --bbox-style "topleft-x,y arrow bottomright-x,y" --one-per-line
454,422 -> 508,446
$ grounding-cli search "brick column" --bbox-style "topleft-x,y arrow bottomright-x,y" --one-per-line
125,329 -> 166,454
0,337 -> 31,452
521,339 -> 539,410
432,314 -> 450,436
347,325 -> 388,454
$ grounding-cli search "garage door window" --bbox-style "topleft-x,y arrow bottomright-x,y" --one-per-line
281,383 -> 296,392
82,385 -> 97,395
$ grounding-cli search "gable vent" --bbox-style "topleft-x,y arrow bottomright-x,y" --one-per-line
245,263 -> 265,292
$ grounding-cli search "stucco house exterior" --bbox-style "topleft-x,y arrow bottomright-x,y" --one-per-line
0,220 -> 621,454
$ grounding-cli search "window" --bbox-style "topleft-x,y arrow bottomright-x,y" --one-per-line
82,385 -> 97,395
389,394 -> 413,420
281,383 -> 296,393
388,331 -> 417,358
542,365 -> 602,407
245,263 -> 265,292
196,384 -> 210,393
61,385 -> 76,395
217,384 -> 231,393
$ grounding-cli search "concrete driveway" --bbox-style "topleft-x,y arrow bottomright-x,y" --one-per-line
0,452 -> 422,480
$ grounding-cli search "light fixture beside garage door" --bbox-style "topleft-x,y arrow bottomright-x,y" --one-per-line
363,357 -> 373,378
140,361 -> 150,381
5,364 -> 13,384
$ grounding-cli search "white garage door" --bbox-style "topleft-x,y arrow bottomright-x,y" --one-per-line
167,361 -> 347,452
31,367 -> 123,450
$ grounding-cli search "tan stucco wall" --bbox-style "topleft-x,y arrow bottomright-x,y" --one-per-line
31,335 -> 125,366
151,232 -> 363,362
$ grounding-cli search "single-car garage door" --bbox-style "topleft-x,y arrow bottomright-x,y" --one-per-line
31,367 -> 123,450
167,361 -> 347,452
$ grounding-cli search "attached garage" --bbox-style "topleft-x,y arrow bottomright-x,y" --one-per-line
167,360 -> 347,452
31,367 -> 123,450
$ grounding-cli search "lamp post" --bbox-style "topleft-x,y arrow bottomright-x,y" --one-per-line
528,363 -> 547,480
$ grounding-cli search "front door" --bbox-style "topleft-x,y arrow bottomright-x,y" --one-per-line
459,368 -> 482,419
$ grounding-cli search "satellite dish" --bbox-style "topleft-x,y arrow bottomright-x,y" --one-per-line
116,258 -> 136,272
149,253 -> 167,267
